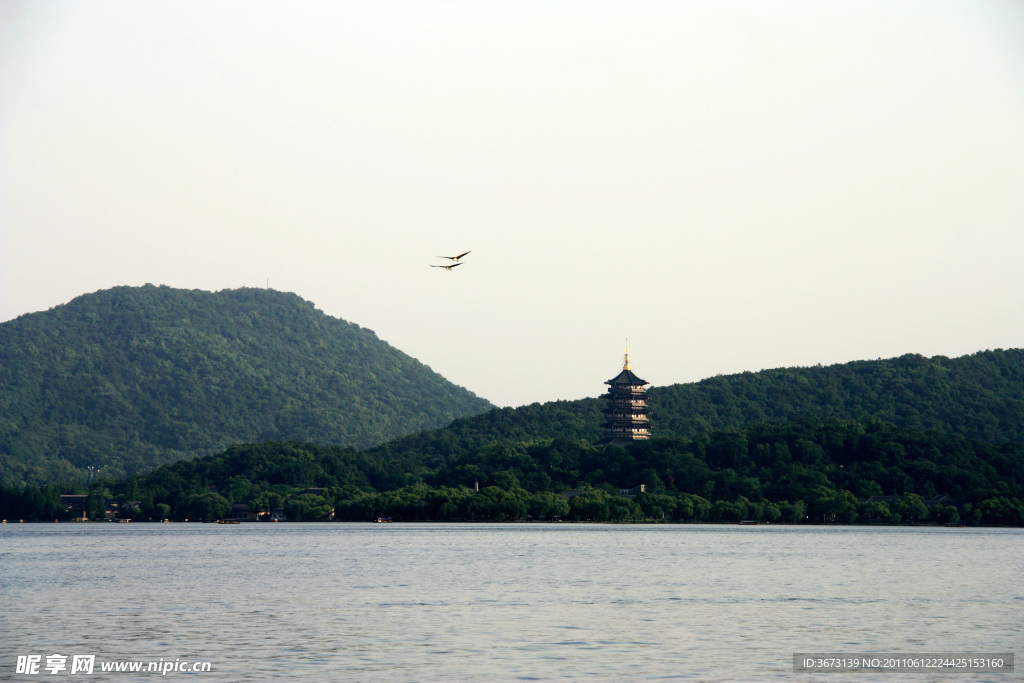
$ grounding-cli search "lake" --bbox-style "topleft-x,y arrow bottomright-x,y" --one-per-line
1,523 -> 1021,681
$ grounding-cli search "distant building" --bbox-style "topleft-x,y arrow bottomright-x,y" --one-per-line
860,496 -> 900,505
60,495 -> 88,520
230,503 -> 259,521
618,484 -> 646,497
599,343 -> 651,445
926,494 -> 962,509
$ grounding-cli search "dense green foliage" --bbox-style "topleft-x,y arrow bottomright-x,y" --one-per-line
362,349 -> 1024,471
3,283 -> 1022,507
654,350 -> 1024,444
4,419 -> 1020,525
0,285 -> 493,485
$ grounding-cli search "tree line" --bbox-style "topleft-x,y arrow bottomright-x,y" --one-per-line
3,418 -> 1021,526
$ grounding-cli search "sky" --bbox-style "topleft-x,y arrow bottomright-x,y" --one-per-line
2,1 -> 1023,408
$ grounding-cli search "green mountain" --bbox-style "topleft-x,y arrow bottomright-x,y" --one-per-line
361,349 -> 1024,472
0,285 -> 494,485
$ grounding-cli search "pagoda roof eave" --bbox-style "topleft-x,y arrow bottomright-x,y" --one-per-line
605,368 -> 648,386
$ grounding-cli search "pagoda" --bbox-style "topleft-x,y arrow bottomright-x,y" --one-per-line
599,343 -> 651,445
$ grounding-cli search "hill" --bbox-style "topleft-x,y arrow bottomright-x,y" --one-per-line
363,349 -> 1024,471
0,285 -> 494,485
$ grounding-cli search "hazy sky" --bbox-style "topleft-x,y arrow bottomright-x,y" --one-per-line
3,1 -> 1023,408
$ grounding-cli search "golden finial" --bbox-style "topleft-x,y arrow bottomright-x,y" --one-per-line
623,339 -> 631,370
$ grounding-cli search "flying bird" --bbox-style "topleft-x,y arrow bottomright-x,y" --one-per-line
431,263 -> 463,270
437,251 -> 470,262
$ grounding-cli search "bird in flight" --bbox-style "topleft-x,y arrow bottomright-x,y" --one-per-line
437,251 -> 470,262
430,262 -> 463,270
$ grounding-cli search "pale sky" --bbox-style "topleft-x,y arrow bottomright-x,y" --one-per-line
3,1 -> 1023,408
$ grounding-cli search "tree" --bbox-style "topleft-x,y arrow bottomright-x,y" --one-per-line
859,501 -> 892,523
335,492 -> 379,521
607,496 -> 643,522
180,492 -> 231,521
930,504 -> 959,524
636,492 -> 678,521
710,499 -> 742,523
467,486 -> 527,521
706,430 -> 749,470
676,493 -> 712,522
490,470 -> 522,491
979,497 -> 1024,526
778,500 -> 806,524
86,488 -> 110,520
761,500 -> 781,523
817,490 -> 859,524
285,494 -> 334,521
251,491 -> 284,517
527,492 -> 569,520
568,489 -> 611,522
892,493 -> 929,523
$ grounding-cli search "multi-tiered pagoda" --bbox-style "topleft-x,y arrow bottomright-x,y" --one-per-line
599,344 -> 650,445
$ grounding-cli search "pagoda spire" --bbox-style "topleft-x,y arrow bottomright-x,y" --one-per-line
623,339 -> 631,371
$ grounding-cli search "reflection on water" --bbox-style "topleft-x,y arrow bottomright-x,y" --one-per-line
2,524 -> 1021,681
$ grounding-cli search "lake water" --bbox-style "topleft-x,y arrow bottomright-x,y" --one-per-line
1,523 -> 1021,681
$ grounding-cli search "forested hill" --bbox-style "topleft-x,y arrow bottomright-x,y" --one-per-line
0,285 -> 493,485
364,349 -> 1024,470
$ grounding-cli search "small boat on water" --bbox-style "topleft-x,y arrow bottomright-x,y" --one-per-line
738,520 -> 760,525
217,520 -> 241,524
374,516 -> 393,523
